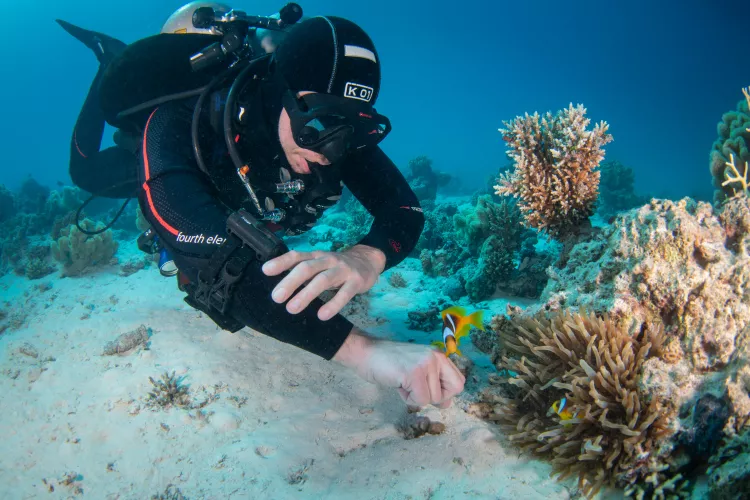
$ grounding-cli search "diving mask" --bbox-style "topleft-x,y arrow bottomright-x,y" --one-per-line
282,90 -> 391,163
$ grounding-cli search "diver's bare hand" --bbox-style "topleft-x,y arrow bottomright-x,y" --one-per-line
335,333 -> 465,408
262,245 -> 385,321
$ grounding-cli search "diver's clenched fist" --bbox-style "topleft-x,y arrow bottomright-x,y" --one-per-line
356,340 -> 466,408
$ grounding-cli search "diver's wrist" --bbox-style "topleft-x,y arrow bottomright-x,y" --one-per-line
347,244 -> 386,275
332,328 -> 377,368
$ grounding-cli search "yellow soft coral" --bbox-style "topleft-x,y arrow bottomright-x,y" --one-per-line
718,86 -> 750,198
710,86 -> 750,203
722,153 -> 749,196
495,103 -> 612,239
51,219 -> 118,276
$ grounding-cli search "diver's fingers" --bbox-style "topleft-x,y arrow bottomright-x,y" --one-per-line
268,254 -> 335,303
285,269 -> 340,314
397,388 -> 414,405
262,249 -> 325,276
317,282 -> 358,321
401,368 -> 431,407
430,353 -> 460,409
426,355 -> 444,405
435,399 -> 452,409
438,355 -> 466,399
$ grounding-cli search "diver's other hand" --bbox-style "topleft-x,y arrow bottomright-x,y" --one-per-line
335,332 -> 465,409
262,245 -> 386,321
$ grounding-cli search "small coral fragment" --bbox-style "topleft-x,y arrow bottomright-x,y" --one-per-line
151,484 -> 188,500
145,371 -> 191,410
388,271 -> 407,288
102,325 -> 150,356
398,413 -> 446,440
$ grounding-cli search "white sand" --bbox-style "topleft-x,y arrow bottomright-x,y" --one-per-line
0,241 -> 577,499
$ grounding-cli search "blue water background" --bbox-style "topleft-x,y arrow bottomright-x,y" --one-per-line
2,0 -> 749,201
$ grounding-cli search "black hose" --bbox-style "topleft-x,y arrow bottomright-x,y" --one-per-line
73,165 -> 200,236
192,64 -> 248,176
116,87 -> 209,121
223,60 -> 266,173
75,194 -> 133,236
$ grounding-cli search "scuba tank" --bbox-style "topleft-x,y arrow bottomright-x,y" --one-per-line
61,3 -> 303,253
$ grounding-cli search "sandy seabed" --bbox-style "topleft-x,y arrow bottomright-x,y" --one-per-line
0,242 -> 576,500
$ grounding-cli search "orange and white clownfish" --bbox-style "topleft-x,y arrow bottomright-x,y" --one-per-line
431,306 -> 484,357
549,397 -> 580,421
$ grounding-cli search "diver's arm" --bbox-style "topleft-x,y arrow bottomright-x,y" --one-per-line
332,327 -> 377,366
342,146 -> 426,271
222,256 -> 356,359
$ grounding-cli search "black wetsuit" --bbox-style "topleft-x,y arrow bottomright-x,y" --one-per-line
71,66 -> 425,360
69,59 -> 141,199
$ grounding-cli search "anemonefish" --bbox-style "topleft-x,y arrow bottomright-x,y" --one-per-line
431,306 -> 484,357
548,397 -> 580,421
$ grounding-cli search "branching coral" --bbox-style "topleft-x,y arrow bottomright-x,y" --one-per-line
476,309 -> 675,498
145,371 -> 191,410
495,103 -> 612,239
464,234 -> 516,301
722,153 -> 749,196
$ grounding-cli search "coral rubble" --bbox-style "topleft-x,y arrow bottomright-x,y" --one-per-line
102,325 -> 151,356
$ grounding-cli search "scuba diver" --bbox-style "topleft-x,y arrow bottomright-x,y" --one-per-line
58,2 -> 466,409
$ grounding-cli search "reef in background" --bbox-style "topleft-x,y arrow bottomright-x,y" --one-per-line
0,180 -> 133,280
473,193 -> 750,497
470,90 -> 750,498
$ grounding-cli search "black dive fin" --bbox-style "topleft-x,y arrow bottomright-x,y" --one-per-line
56,19 -> 126,64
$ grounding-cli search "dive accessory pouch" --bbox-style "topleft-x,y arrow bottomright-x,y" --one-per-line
188,210 -> 287,324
